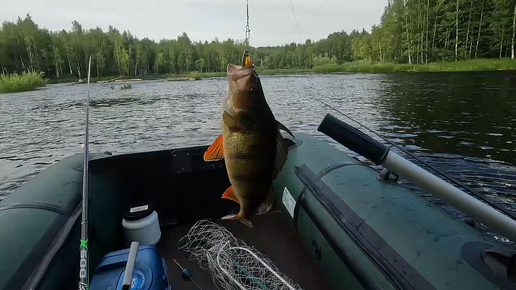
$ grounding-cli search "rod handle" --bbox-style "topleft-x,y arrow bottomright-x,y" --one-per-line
122,242 -> 139,290
318,113 -> 389,165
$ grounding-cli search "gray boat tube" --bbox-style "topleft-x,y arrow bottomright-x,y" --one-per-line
318,113 -> 516,243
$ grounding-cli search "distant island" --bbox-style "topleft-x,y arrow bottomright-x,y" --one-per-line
1,0 -> 516,92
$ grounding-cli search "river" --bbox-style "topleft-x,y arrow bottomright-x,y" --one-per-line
1,72 -> 515,241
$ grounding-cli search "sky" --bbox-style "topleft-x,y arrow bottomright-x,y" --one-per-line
1,0 -> 386,47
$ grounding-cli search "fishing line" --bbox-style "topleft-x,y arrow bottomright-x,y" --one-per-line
289,0 -> 302,44
319,100 -> 516,221
245,0 -> 251,48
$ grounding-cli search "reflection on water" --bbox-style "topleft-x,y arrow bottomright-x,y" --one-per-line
372,72 -> 516,227
1,73 -> 516,241
377,72 -> 516,164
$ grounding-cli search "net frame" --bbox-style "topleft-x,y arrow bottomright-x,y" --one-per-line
177,219 -> 303,290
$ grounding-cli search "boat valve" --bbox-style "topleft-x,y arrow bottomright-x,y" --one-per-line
312,240 -> 322,261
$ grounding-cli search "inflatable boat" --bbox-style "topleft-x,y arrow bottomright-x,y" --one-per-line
0,114 -> 515,290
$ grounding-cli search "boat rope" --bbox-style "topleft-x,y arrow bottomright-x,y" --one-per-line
289,0 -> 302,44
319,100 -> 516,221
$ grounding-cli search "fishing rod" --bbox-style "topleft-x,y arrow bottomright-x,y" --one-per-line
319,100 -> 516,222
78,56 -> 92,290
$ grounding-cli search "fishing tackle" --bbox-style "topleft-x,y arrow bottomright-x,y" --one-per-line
173,259 -> 203,290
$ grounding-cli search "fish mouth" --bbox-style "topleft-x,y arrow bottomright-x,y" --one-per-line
227,64 -> 256,83
226,64 -> 261,110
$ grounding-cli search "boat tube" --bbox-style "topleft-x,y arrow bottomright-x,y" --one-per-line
1,115 -> 515,290
272,115 -> 516,290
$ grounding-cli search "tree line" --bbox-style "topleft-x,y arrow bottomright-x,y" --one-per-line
1,1 -> 515,79
353,0 -> 516,63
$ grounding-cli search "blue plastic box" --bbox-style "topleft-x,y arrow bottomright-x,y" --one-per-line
90,244 -> 171,290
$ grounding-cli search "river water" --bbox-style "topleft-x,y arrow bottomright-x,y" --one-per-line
1,72 -> 515,240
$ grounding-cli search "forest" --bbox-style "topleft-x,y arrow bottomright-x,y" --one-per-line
1,0 -> 516,80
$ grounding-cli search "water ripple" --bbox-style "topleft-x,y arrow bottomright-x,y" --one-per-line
1,73 -> 516,242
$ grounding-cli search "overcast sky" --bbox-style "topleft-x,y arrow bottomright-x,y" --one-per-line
1,0 -> 386,47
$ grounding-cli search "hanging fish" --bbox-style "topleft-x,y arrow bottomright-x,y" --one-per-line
203,63 -> 294,228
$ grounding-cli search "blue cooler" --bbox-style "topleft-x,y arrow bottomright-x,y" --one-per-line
90,243 -> 171,290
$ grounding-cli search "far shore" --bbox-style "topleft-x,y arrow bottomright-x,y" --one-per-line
43,58 -> 516,86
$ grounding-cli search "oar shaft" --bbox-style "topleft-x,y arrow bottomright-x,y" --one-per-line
318,113 -> 516,242
383,151 -> 516,242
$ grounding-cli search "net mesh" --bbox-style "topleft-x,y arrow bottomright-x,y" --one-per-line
178,219 -> 303,290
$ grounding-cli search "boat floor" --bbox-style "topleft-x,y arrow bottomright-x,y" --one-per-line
156,212 -> 333,290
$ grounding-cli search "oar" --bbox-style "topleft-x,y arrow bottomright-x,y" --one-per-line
78,56 -> 92,290
318,113 -> 516,243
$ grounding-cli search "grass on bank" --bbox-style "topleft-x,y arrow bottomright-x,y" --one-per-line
187,71 -> 203,80
46,58 -> 516,85
175,68 -> 314,79
313,58 -> 516,73
174,71 -> 223,79
181,59 -> 516,77
0,71 -> 48,93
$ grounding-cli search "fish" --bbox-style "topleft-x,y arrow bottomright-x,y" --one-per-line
203,63 -> 294,228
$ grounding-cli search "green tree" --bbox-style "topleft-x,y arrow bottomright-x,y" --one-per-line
154,52 -> 164,73
195,58 -> 205,72
2,4 -> 516,80
120,48 -> 129,75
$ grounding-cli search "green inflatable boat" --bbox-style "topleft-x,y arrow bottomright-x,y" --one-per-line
1,114 -> 515,290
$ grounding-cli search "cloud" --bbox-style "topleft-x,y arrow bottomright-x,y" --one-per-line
1,0 -> 385,46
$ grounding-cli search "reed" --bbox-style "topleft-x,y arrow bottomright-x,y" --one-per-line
0,71 -> 47,93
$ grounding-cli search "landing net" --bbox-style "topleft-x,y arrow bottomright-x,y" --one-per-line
178,219 -> 303,290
